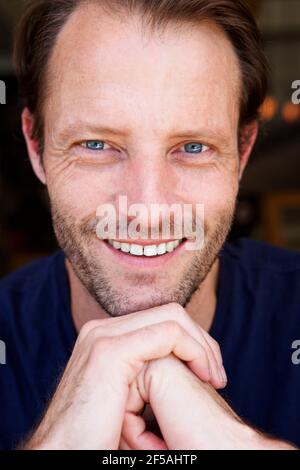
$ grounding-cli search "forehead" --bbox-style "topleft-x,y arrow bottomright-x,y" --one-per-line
46,3 -> 241,136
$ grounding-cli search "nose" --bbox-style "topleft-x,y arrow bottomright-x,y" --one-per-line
117,149 -> 181,235
123,151 -> 176,209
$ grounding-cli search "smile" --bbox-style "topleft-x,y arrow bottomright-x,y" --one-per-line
106,239 -> 185,257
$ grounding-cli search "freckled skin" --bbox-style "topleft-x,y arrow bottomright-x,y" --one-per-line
23,4 -> 257,317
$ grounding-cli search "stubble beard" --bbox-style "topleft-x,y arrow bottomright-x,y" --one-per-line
51,201 -> 236,317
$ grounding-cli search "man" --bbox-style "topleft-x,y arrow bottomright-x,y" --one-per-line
0,0 -> 299,450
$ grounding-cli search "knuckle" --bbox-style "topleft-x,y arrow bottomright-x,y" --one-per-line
163,320 -> 182,338
137,324 -> 160,344
169,303 -> 186,321
86,337 -> 119,376
90,336 -> 113,359
79,319 -> 101,340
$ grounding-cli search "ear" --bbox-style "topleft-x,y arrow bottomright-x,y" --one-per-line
238,121 -> 258,181
22,107 -> 46,184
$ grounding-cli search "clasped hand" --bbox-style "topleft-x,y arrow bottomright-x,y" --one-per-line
24,303 -> 272,450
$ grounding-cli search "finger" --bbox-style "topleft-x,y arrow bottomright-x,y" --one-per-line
106,320 -> 212,385
200,332 -> 227,389
119,436 -> 133,451
179,320 -> 226,388
202,330 -> 223,368
144,355 -> 223,449
188,333 -> 223,389
122,412 -> 168,450
126,375 -> 145,414
195,340 -> 226,389
80,321 -> 212,448
81,303 -> 225,387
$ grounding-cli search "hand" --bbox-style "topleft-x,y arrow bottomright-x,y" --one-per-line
121,355 -> 296,450
23,303 -> 226,450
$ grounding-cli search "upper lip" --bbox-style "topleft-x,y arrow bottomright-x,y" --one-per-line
106,239 -> 183,246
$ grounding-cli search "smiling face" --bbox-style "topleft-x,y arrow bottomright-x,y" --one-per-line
23,4 -> 256,316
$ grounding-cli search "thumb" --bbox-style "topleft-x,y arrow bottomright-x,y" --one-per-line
121,412 -> 168,450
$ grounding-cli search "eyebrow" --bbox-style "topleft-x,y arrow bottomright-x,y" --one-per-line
56,123 -> 130,143
169,129 -> 229,145
56,122 -> 229,146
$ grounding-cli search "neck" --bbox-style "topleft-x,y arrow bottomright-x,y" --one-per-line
185,258 -> 220,332
66,257 -> 220,333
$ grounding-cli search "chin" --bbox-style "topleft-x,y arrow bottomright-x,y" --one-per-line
96,289 -> 183,317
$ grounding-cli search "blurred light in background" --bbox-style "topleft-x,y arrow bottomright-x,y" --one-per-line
260,96 -> 278,121
282,101 -> 300,123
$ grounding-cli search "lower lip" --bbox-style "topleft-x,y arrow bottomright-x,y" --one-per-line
100,239 -> 188,269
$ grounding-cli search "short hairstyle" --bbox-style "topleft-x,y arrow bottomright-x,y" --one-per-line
14,0 -> 269,150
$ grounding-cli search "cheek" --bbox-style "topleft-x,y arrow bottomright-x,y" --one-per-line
46,167 -> 125,219
175,166 -> 239,215
45,156 -> 240,225
204,176 -> 238,208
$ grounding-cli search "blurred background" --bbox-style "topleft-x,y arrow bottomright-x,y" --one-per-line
0,0 -> 300,276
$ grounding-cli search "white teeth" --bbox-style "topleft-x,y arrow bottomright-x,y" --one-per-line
120,243 -> 130,253
107,240 -> 183,257
157,243 -> 167,255
166,241 -> 175,253
130,244 -> 144,256
144,245 -> 158,257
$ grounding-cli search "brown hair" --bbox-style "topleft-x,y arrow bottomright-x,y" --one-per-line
14,0 -> 269,151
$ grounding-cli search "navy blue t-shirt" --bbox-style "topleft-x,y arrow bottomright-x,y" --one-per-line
0,238 -> 300,449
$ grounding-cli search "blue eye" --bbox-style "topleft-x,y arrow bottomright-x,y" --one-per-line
184,143 -> 204,153
84,140 -> 106,151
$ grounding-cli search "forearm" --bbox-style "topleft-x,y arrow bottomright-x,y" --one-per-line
240,425 -> 297,450
192,379 -> 297,450
139,357 -> 298,450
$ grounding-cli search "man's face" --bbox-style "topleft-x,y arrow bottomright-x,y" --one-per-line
38,5 -> 243,316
